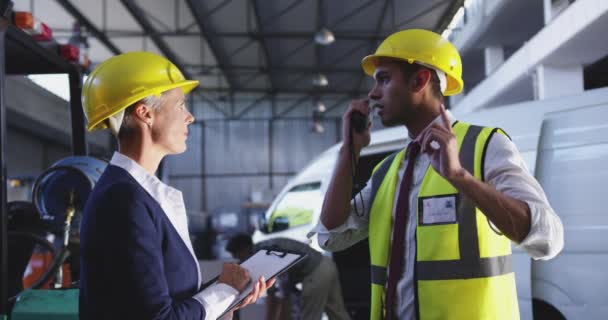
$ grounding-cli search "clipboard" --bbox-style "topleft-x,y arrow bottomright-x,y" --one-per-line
201,247 -> 307,319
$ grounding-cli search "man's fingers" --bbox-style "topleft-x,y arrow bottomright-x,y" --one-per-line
347,99 -> 370,119
421,129 -> 439,154
430,122 -> 450,134
428,129 -> 449,149
421,128 -> 449,154
440,104 -> 452,130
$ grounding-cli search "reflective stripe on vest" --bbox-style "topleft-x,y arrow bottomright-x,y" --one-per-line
368,122 -> 519,320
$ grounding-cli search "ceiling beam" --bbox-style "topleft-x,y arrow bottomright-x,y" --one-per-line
234,94 -> 270,119
250,0 -> 277,91
182,0 -> 234,32
201,87 -> 368,95
193,91 -> 230,118
274,95 -> 311,119
120,0 -> 192,78
354,0 -> 391,94
258,0 -> 305,27
54,29 -> 388,40
189,64 -> 361,73
329,0 -> 377,29
238,0 -> 309,92
396,0 -> 452,29
55,0 -> 121,55
314,0 -> 323,95
434,0 -> 465,33
185,0 -> 238,89
325,95 -> 354,114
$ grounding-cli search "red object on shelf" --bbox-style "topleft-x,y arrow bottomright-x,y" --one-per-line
14,12 -> 34,29
32,22 -> 53,41
13,11 -> 54,41
60,44 -> 80,62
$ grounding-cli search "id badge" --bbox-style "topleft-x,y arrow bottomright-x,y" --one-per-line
420,195 -> 458,225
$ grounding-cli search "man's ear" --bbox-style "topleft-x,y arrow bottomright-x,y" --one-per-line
410,68 -> 432,93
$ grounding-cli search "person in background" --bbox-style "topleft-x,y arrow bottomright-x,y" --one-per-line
226,234 -> 350,320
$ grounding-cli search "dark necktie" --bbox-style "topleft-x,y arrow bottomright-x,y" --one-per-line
385,141 -> 421,320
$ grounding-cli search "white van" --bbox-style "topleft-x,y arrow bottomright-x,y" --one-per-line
253,87 -> 608,319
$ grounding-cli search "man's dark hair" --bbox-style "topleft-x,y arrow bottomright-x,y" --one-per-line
226,233 -> 253,254
396,60 -> 444,101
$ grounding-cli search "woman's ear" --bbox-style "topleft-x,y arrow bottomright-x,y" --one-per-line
133,102 -> 154,127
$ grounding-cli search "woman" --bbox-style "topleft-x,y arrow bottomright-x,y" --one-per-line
79,51 -> 273,320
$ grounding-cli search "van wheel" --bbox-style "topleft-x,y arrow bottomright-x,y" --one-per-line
533,298 -> 566,320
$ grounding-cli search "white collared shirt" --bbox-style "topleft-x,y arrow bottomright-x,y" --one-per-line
312,110 -> 564,319
111,152 -> 237,319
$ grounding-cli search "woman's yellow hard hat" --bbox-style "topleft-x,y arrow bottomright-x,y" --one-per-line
82,51 -> 199,131
361,29 -> 463,96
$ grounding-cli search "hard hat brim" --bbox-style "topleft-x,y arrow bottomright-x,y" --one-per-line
361,54 -> 463,96
87,80 -> 199,131
361,54 -> 411,76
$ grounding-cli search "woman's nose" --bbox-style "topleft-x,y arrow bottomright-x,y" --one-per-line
186,111 -> 195,124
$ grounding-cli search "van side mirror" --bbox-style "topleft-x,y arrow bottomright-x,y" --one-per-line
259,215 -> 290,234
271,216 -> 289,232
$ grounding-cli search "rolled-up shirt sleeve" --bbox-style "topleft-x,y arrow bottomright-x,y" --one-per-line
309,183 -> 373,252
484,133 -> 564,260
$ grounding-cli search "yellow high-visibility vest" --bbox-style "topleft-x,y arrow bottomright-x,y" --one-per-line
368,121 -> 519,320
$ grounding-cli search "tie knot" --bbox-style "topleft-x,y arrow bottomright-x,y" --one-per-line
408,141 -> 421,159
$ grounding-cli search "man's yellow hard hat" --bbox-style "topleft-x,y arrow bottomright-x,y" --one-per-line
361,29 -> 463,96
82,51 -> 199,131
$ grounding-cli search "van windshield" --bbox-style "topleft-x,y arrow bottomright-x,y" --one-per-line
266,182 -> 322,232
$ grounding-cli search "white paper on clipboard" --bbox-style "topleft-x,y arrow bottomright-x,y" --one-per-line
216,249 -> 305,319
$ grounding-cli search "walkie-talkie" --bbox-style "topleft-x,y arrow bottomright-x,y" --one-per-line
350,111 -> 368,133
349,110 -> 369,216
350,100 -> 380,133
349,101 -> 380,216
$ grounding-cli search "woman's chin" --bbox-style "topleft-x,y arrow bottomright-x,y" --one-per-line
167,145 -> 187,155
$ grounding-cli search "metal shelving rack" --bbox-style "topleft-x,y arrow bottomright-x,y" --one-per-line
0,1 -> 87,317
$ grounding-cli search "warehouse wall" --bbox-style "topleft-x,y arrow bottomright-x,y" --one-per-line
165,94 -> 345,216
6,127 -> 71,178
4,76 -> 112,200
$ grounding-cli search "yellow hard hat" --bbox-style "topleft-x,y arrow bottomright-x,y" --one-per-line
82,51 -> 199,131
361,29 -> 463,96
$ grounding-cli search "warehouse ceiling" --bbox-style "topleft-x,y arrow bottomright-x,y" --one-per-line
13,0 -> 463,116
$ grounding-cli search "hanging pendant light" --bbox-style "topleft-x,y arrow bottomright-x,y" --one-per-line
312,73 -> 329,87
314,27 -> 335,45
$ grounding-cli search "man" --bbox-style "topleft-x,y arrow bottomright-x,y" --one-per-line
79,52 -> 273,320
226,234 -> 350,320
313,29 -> 564,319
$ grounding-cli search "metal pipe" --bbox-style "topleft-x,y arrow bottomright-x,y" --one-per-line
121,0 -> 193,80
69,69 -> 87,155
0,11 -> 7,318
251,0 -> 277,90
185,0 -> 238,89
51,29 -> 387,40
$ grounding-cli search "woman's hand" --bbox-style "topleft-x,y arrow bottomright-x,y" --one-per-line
234,277 -> 276,310
218,263 -> 251,292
